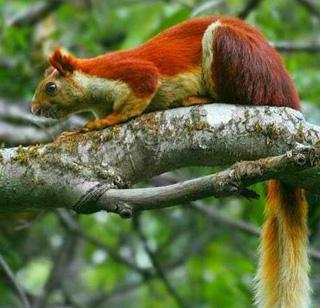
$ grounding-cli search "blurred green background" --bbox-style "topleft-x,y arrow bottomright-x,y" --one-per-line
0,0 -> 320,307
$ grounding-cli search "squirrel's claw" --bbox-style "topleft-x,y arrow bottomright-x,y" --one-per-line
56,130 -> 81,142
83,120 -> 105,131
55,121 -> 106,142
84,112 -> 125,131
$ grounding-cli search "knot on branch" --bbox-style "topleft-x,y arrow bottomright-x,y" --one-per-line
117,203 -> 134,219
294,153 -> 307,165
215,169 -> 260,200
288,146 -> 320,168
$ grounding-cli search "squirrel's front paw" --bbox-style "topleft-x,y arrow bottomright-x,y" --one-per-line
84,119 -> 109,131
83,113 -> 124,130
56,130 -> 81,141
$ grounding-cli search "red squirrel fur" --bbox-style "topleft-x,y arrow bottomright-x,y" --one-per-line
31,16 -> 310,307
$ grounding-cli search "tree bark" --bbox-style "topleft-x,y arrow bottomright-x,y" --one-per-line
1,104 -> 320,214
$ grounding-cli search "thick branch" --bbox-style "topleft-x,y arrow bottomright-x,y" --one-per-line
1,104 -> 320,214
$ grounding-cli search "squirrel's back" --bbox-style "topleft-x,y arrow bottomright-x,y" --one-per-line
76,16 -> 300,110
77,16 -> 215,76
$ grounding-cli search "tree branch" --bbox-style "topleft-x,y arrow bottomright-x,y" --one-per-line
295,0 -> 320,20
0,99 -> 85,145
191,0 -> 225,17
57,209 -> 150,276
6,0 -> 65,28
95,145 -> 320,215
1,104 -> 320,215
191,203 -> 320,262
133,216 -> 188,308
272,41 -> 320,53
33,229 -> 79,308
0,252 -> 31,308
237,0 -> 264,19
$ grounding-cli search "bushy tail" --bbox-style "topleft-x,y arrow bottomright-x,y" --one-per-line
255,180 -> 310,308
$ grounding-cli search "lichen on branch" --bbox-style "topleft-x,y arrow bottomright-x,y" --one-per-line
0,104 -> 320,215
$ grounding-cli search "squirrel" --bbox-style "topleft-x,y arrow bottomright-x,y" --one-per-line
31,16 -> 310,308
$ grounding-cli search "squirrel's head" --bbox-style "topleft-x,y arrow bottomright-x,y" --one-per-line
31,49 -> 88,119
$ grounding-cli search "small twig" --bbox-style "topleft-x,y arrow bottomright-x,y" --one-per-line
57,209 -> 150,276
237,0 -> 264,19
170,0 -> 193,8
58,209 -> 194,307
7,0 -> 65,28
133,216 -> 188,308
0,252 -> 31,308
0,57 -> 16,70
295,0 -> 320,20
191,202 -> 320,262
191,0 -> 225,17
81,229 -> 210,307
165,225 -> 216,269
192,203 -> 261,236
85,280 -> 146,307
272,41 -> 320,53
33,229 -> 79,308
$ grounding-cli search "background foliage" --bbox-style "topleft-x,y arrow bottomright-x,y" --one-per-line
0,0 -> 320,307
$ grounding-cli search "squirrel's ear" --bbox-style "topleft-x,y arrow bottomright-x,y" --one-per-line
49,49 -> 75,75
44,66 -> 55,77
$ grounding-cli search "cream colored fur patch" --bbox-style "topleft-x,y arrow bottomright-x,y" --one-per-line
202,20 -> 222,97
73,71 -> 131,118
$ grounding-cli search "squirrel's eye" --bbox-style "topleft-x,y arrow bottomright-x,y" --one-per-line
45,82 -> 57,96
